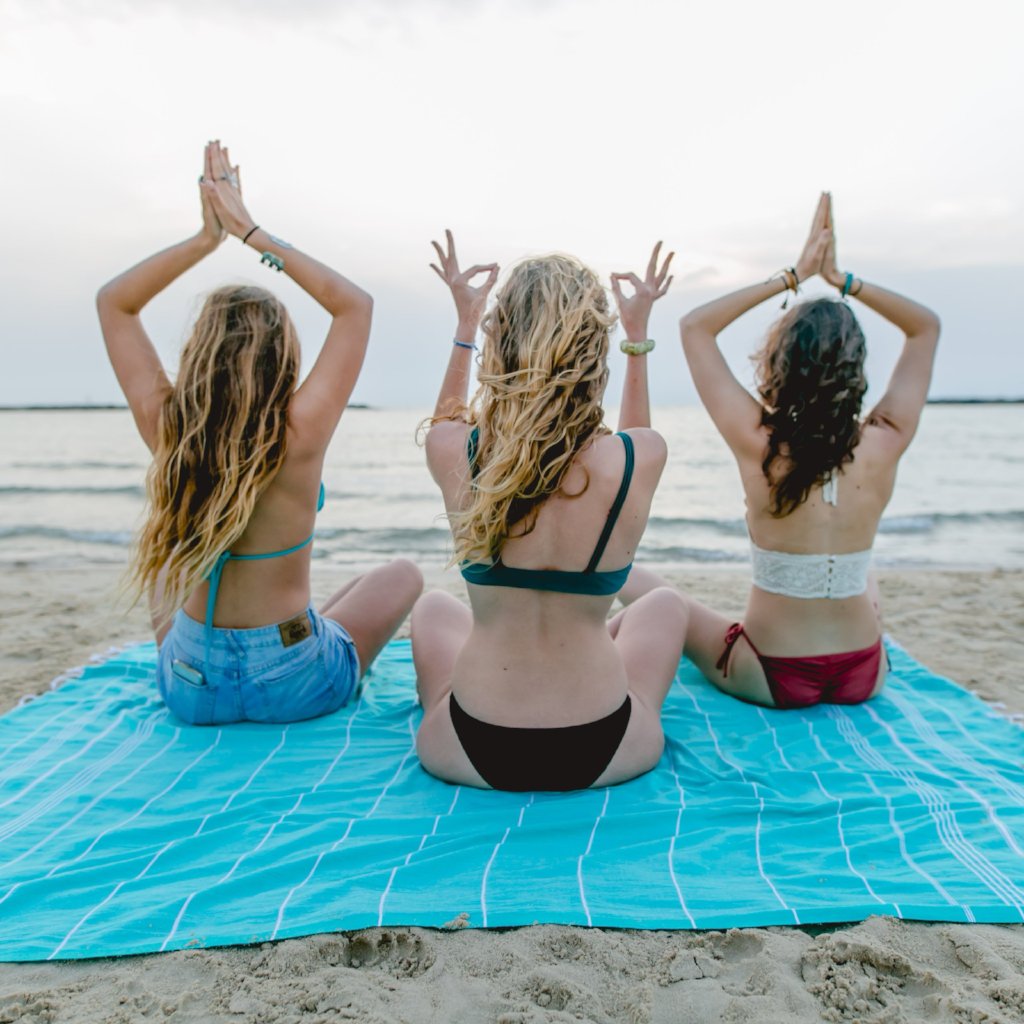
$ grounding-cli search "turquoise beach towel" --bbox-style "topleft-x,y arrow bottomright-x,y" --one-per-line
0,640 -> 1022,962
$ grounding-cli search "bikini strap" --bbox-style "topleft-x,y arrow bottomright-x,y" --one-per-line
467,426 -> 480,478
204,550 -> 232,673
202,532 -> 316,672
715,623 -> 764,678
585,432 -> 635,573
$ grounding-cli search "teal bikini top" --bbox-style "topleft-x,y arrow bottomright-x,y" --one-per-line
460,430 -> 635,596
202,482 -> 325,667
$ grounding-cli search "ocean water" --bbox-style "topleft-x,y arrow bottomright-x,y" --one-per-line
0,405 -> 1021,572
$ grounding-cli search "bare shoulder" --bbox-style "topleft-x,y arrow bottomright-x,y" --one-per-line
617,427 -> 667,468
424,419 -> 472,483
425,419 -> 471,458
857,415 -> 909,465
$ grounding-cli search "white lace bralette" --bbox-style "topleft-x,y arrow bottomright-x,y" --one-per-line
750,541 -> 872,599
749,469 -> 871,599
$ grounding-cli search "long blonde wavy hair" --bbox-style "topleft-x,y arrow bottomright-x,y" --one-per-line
130,285 -> 300,625
444,255 -> 615,566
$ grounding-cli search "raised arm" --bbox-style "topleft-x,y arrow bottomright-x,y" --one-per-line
679,192 -> 832,457
95,151 -> 226,450
200,141 -> 373,450
610,242 -> 673,430
427,229 -> 498,421
821,195 -> 940,450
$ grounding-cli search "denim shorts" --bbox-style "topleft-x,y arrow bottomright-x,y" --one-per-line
157,606 -> 360,725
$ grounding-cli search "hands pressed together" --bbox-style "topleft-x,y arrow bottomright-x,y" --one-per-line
793,191 -> 854,292
194,142 -> 851,333
197,140 -> 256,247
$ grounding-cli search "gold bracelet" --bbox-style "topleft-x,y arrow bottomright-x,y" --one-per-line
620,338 -> 655,356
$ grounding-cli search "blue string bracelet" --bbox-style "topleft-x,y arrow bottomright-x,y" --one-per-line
841,271 -> 854,297
453,339 -> 477,350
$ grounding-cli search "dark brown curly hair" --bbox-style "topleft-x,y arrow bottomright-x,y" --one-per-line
753,298 -> 867,518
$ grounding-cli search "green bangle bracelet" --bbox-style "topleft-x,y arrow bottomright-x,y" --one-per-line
620,338 -> 655,356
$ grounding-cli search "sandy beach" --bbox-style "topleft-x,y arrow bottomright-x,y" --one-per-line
1,565 -> 1022,1023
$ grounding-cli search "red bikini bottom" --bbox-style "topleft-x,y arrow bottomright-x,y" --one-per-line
715,623 -> 885,709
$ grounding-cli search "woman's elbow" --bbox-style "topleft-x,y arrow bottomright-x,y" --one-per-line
95,282 -> 115,312
329,286 -> 373,322
678,314 -> 705,350
95,282 -> 136,317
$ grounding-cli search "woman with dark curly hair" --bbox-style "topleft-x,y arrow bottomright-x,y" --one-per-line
623,193 -> 940,709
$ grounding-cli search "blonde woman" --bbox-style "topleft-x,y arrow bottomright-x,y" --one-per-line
97,141 -> 422,724
625,193 -> 941,709
411,234 -> 683,791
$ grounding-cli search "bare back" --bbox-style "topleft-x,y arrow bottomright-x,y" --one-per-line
427,422 -> 666,725
180,422 -> 326,629
739,420 -> 905,654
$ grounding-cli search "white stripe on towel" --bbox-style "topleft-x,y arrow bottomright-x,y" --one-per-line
577,788 -> 611,927
810,769 -> 889,908
0,704 -> 127,809
807,722 -> 963,919
159,700 -> 368,954
48,733 -> 223,959
863,703 -> 1024,871
0,711 -> 165,844
269,710 -> 417,941
677,683 -> 800,924
377,786 -> 461,926
667,747 -> 697,928
44,731 -> 222,881
831,707 -> 1024,918
885,690 -> 1024,826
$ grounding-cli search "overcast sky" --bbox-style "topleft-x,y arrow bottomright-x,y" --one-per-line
2,0 -> 1022,408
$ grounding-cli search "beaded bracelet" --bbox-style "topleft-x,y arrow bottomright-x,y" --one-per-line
620,338 -> 655,356
840,272 -> 864,298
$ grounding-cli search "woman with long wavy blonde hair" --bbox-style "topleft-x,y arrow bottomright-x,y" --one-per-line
97,141 -> 421,725
412,232 -> 684,791
623,193 -> 941,709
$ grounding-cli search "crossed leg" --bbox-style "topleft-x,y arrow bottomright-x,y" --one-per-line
320,558 -> 424,677
597,586 -> 689,785
409,590 -> 485,786
616,564 -> 773,704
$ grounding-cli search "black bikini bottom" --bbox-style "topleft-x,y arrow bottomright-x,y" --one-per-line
448,692 -> 632,792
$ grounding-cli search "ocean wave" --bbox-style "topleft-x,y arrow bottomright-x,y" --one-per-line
0,525 -> 132,545
645,515 -> 747,536
322,490 -> 439,503
638,545 -> 747,564
0,485 -> 145,497
313,526 -> 450,544
9,460 -> 145,471
879,509 -> 1024,534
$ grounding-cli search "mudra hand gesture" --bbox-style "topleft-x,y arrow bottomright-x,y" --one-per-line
430,229 -> 499,332
610,241 -> 674,340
